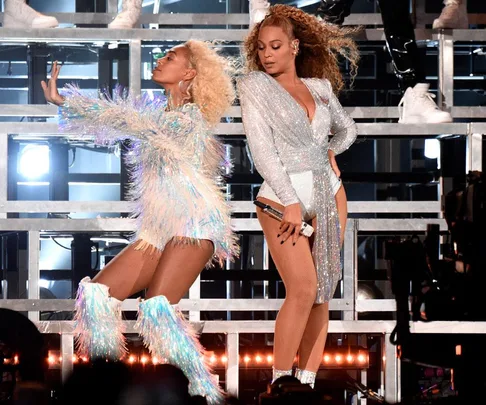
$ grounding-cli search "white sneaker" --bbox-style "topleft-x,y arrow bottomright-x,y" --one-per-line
4,0 -> 59,29
433,0 -> 468,29
108,0 -> 142,29
250,0 -> 270,28
398,83 -> 453,124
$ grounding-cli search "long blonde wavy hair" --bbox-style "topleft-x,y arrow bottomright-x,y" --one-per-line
243,4 -> 359,93
183,40 -> 235,127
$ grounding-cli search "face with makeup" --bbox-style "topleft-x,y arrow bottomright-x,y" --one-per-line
152,45 -> 196,87
257,25 -> 299,76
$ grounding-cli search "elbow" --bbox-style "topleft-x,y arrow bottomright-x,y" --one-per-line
344,122 -> 358,146
350,123 -> 358,143
252,160 -> 266,179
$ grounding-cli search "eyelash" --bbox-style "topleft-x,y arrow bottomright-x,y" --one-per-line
258,46 -> 280,51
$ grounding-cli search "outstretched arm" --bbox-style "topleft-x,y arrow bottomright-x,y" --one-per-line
178,104 -> 230,177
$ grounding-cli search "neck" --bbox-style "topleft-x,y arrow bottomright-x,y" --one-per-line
164,84 -> 185,109
272,66 -> 299,87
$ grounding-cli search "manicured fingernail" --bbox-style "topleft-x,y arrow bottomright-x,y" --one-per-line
280,241 -> 284,245
293,242 -> 296,246
277,234 -> 280,238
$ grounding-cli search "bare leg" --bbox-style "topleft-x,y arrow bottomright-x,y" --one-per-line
74,241 -> 162,359
137,238 -> 222,402
92,242 -> 163,300
257,197 -> 318,371
146,239 -> 213,302
297,185 -> 348,372
335,185 -> 348,248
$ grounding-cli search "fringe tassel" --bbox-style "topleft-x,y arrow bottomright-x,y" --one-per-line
73,277 -> 126,360
136,295 -> 225,404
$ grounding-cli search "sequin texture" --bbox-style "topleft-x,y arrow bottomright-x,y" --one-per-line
295,368 -> 317,388
73,277 -> 126,359
272,368 -> 293,383
58,86 -> 239,267
136,296 -> 225,404
238,71 -> 357,303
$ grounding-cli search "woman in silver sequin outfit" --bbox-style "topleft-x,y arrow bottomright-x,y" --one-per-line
238,4 -> 359,388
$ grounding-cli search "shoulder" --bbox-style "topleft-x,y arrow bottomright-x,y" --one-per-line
237,71 -> 270,89
181,102 -> 202,116
303,77 -> 333,95
164,103 -> 207,127
181,103 -> 213,132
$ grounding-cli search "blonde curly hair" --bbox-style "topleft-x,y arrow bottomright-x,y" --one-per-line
184,40 -> 235,127
243,4 -> 359,93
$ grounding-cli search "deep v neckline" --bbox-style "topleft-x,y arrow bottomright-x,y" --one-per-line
267,74 -> 317,126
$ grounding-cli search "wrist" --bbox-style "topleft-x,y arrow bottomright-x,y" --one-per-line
55,95 -> 65,107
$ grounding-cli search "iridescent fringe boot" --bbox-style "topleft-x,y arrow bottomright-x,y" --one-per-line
136,295 -> 225,405
73,277 -> 126,360
295,368 -> 317,389
272,367 -> 293,383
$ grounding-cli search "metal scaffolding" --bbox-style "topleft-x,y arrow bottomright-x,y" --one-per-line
0,9 -> 485,403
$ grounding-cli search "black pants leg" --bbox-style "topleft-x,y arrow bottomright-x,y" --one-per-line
316,0 -> 355,25
377,0 -> 426,91
318,0 -> 426,92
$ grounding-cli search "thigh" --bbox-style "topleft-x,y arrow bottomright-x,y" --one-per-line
335,185 -> 348,246
146,238 -> 214,304
93,242 -> 163,300
256,197 -> 317,295
308,185 -> 347,249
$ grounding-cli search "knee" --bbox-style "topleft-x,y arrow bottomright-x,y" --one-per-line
286,279 -> 317,309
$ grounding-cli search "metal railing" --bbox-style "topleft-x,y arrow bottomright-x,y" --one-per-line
0,9 -> 485,403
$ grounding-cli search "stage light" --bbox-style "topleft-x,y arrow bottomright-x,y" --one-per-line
38,279 -> 51,289
321,349 -> 369,369
48,355 -> 56,365
425,139 -> 440,160
66,347 -> 369,370
19,144 -> 49,179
